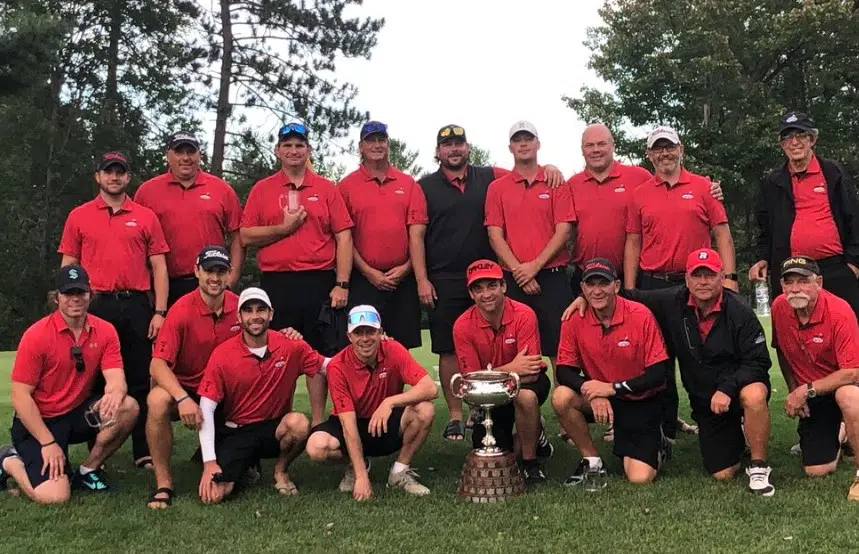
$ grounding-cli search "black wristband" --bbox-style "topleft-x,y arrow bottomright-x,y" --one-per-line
176,395 -> 191,404
41,440 -> 57,447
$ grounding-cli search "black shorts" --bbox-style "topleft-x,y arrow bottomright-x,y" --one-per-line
798,395 -> 844,467
471,372 -> 551,452
690,396 -> 746,474
586,394 -> 663,470
261,270 -> 344,354
214,419 -> 283,483
503,267 -> 571,356
348,270 -> 421,349
169,389 -> 202,423
10,398 -> 101,488
427,277 -> 472,355
167,276 -> 199,309
310,407 -> 405,458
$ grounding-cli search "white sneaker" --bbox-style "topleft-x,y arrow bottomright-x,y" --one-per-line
338,457 -> 370,493
387,469 -> 430,496
746,465 -> 775,497
790,443 -> 802,456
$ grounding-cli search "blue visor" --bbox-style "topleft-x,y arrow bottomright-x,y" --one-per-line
278,122 -> 308,139
347,310 -> 382,330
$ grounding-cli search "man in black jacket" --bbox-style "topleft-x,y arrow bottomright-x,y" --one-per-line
750,111 -> 859,315
565,249 -> 774,495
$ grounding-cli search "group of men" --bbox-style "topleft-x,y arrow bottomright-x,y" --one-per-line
2,109 -> 859,505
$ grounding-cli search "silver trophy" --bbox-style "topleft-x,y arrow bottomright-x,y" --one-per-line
450,365 -> 520,457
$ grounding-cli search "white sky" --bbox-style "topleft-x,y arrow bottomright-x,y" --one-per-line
327,0 -> 606,176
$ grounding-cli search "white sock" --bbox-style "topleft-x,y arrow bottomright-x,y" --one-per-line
855,469 -> 859,478
585,456 -> 602,469
78,465 -> 95,475
391,461 -> 409,475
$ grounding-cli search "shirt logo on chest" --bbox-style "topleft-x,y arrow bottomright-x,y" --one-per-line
681,193 -> 694,200
200,193 -> 212,200
811,334 -> 824,344
307,194 -> 320,202
378,369 -> 388,379
813,186 -> 825,193
504,337 -> 516,345
538,193 -> 550,200
617,337 -> 631,348
125,219 -> 138,227
274,359 -> 286,368
230,325 -> 241,332
614,186 -> 625,193
394,188 -> 405,195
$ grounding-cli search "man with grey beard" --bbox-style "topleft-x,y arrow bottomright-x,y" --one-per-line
771,256 -> 859,500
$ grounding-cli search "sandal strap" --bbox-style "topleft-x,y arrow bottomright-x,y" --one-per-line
147,487 -> 175,505
443,420 -> 465,438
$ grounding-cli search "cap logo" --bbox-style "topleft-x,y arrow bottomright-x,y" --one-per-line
68,268 -> 79,280
698,251 -> 709,260
785,257 -> 807,265
172,133 -> 196,142
203,250 -> 229,262
586,262 -> 612,272
786,114 -> 798,123
104,153 -> 125,161
468,262 -> 496,274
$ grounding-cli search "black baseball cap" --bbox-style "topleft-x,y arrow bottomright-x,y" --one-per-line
581,258 -> 618,282
779,112 -> 815,137
781,256 -> 820,278
96,151 -> 130,172
437,124 -> 467,144
360,121 -> 388,141
196,245 -> 231,270
278,122 -> 309,142
167,132 -> 200,151
56,264 -> 91,293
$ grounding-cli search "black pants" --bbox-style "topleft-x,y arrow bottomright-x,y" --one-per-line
637,270 -> 684,440
167,276 -> 199,309
88,291 -> 153,461
261,270 -> 341,354
348,270 -> 421,349
503,268 -> 572,357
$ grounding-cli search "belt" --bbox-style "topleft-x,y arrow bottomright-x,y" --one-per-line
816,255 -> 846,267
641,270 -> 685,281
170,275 -> 197,281
542,267 -> 566,274
94,290 -> 148,299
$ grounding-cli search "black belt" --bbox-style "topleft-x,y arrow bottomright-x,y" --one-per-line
816,255 -> 846,267
170,275 -> 197,281
641,270 -> 685,281
94,290 -> 148,299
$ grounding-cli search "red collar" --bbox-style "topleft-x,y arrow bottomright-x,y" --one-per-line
687,290 -> 724,318
510,167 -> 547,187
585,297 -> 626,328
94,195 -> 133,212
359,163 -> 397,184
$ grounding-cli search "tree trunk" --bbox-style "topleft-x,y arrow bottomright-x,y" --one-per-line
102,0 -> 123,145
211,0 -> 233,177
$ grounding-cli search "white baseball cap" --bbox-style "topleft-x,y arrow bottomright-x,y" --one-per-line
347,305 -> 382,333
238,287 -> 272,309
646,126 -> 681,148
509,120 -> 539,141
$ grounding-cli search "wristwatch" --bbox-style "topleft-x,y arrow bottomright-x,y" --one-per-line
806,382 -> 817,398
335,281 -> 350,290
155,309 -> 168,317
724,273 -> 739,281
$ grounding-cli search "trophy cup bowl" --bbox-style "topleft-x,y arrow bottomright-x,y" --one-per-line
451,368 -> 526,503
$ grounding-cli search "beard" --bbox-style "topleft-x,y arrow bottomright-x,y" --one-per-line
242,319 -> 269,337
787,294 -> 811,309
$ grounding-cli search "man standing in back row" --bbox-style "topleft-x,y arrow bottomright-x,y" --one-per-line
240,123 -> 354,425
59,151 -> 170,471
411,124 -> 564,441
135,132 -> 244,306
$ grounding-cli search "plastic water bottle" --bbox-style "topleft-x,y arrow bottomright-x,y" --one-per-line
754,281 -> 771,317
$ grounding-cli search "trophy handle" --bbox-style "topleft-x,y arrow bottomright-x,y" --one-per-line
506,372 -> 520,398
450,373 -> 465,399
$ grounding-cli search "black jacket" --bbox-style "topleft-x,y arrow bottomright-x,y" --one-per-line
624,287 -> 771,402
755,156 -> 859,289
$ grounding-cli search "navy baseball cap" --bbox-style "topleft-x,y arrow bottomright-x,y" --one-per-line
360,121 -> 388,140
196,245 -> 231,270
278,122 -> 309,142
167,132 -> 200,151
779,112 -> 815,136
56,264 -> 91,293
581,258 -> 618,282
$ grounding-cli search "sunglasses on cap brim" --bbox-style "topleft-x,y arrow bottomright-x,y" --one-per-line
348,311 -> 382,329
439,126 -> 465,139
279,123 -> 308,138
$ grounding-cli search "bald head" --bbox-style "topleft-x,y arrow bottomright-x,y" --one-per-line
581,124 -> 615,173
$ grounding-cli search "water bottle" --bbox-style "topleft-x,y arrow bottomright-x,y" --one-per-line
754,281 -> 771,317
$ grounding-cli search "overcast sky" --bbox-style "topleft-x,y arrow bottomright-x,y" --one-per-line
313,0 -> 607,177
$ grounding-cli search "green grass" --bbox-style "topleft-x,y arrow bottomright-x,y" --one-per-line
2,326 -> 859,553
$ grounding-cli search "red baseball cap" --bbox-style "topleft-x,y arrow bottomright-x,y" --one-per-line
686,248 -> 723,274
466,259 -> 503,287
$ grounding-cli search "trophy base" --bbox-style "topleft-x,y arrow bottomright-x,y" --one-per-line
456,450 -> 525,503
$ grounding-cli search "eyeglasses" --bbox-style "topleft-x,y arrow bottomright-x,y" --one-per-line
649,144 -> 679,154
278,123 -> 307,138
439,126 -> 465,138
347,310 -> 382,328
71,346 -> 85,373
779,131 -> 811,143
361,121 -> 388,137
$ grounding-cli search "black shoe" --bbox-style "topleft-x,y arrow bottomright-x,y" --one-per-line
563,458 -> 592,487
536,430 -> 554,459
72,468 -> 111,492
660,437 -> 673,464
0,444 -> 19,490
522,460 -> 546,483
843,442 -> 855,460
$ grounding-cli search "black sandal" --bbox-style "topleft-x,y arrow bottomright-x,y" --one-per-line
147,487 -> 174,507
135,456 -> 153,470
443,420 -> 465,441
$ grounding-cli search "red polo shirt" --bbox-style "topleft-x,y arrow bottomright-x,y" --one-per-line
153,290 -> 241,391
567,162 -> 652,268
327,340 -> 427,418
790,157 -> 843,259
11,312 -> 123,418
58,197 -> 170,292
134,170 -> 242,277
772,288 -> 859,386
338,164 -> 428,270
443,166 -> 508,193
688,291 -> 723,341
197,330 -> 324,425
240,169 -> 354,272
484,168 -> 577,269
452,298 -> 543,374
626,169 -> 728,273
557,297 -> 668,399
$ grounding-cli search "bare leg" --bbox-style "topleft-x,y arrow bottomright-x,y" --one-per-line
514,390 -> 540,460
81,396 -> 139,470
273,412 -> 311,494
146,387 -> 176,508
1,456 -> 70,504
307,374 -> 328,427
439,353 -> 464,428
552,386 -> 598,457
740,383 -> 770,462
397,402 -> 434,465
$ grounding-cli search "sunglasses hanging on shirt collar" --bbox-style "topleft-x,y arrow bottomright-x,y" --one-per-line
71,345 -> 85,373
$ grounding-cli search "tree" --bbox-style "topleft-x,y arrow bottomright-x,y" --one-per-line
566,0 -> 859,268
198,0 -> 385,176
468,144 -> 494,167
389,138 -> 423,177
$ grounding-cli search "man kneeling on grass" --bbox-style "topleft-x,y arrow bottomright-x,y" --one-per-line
0,265 -> 138,504
553,258 -> 669,485
772,257 -> 859,500
196,288 -> 329,503
305,305 -> 437,501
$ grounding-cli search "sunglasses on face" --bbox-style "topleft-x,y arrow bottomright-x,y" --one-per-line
348,310 -> 382,328
279,123 -> 307,137
71,346 -> 85,373
439,126 -> 465,138
779,131 -> 811,143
